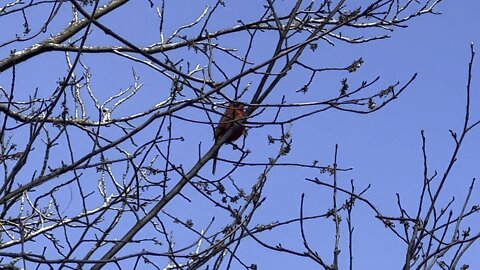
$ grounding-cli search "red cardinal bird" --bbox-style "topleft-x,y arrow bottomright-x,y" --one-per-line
212,102 -> 245,174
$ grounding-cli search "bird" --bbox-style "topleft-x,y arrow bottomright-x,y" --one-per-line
212,102 -> 245,175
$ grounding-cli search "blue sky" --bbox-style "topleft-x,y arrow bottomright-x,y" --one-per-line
1,1 -> 480,269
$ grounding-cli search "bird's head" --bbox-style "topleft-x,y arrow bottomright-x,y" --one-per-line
231,101 -> 244,110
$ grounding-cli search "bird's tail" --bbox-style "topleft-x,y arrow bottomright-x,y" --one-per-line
212,151 -> 218,175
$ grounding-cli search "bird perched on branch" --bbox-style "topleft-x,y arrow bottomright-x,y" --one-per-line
212,102 -> 245,175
